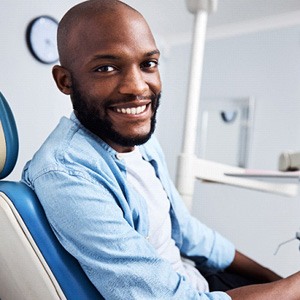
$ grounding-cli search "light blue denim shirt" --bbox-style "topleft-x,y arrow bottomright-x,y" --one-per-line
22,113 -> 234,300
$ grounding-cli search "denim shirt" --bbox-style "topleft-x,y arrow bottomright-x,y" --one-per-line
22,113 -> 234,300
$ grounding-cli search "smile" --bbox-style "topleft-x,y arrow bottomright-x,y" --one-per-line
114,105 -> 147,115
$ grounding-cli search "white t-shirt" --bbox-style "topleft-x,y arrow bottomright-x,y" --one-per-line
117,147 -> 209,292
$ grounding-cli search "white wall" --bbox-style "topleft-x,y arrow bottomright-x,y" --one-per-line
2,0 -> 300,279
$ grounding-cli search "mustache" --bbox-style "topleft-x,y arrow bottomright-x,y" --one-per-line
105,93 -> 160,107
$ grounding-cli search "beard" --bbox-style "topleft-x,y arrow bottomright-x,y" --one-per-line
70,80 -> 160,148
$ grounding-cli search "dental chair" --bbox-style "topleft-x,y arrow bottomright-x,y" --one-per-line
0,92 -> 102,299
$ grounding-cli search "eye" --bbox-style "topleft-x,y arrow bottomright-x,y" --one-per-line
140,60 -> 158,70
95,65 -> 116,72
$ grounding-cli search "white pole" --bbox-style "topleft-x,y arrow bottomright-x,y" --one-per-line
176,0 -> 217,210
182,9 -> 208,155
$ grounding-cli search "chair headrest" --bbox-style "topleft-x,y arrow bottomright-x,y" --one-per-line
0,92 -> 19,179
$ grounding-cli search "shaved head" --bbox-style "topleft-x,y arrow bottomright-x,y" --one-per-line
57,0 -> 142,67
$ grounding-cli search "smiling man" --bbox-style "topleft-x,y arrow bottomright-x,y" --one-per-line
53,1 -> 161,153
22,0 -> 300,299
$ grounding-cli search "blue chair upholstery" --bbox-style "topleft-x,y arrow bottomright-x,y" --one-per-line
0,92 -> 103,299
0,93 -> 18,179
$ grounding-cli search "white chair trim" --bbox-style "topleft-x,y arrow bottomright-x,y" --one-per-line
0,122 -> 6,174
0,192 -> 66,300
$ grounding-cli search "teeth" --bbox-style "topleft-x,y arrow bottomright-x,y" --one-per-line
116,105 -> 146,115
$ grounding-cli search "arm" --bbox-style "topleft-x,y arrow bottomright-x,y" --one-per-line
226,250 -> 282,283
225,251 -> 300,299
227,271 -> 300,300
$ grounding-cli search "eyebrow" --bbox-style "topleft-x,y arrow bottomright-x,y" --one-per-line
91,49 -> 160,61
146,49 -> 160,56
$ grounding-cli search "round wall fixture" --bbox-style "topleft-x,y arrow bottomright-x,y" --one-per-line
26,16 -> 59,64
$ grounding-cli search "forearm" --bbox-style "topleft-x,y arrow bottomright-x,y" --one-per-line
227,271 -> 300,300
227,250 -> 282,282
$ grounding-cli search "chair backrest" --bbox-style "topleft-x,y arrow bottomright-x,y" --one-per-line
0,92 -> 18,179
0,92 -> 103,299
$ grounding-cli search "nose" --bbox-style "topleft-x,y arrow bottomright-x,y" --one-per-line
118,66 -> 148,95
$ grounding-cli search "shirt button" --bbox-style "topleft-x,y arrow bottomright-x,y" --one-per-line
116,154 -> 123,160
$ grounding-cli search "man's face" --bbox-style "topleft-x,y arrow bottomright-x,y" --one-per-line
66,11 -> 162,152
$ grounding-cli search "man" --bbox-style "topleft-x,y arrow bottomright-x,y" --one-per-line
22,0 -> 300,299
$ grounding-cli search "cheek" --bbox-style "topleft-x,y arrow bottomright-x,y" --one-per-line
147,72 -> 161,89
84,86 -> 114,111
81,94 -> 107,119
154,71 -> 162,85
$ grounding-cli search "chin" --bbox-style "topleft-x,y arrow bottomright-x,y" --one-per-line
114,130 -> 153,148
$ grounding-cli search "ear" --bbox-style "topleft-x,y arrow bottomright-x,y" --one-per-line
52,65 -> 72,95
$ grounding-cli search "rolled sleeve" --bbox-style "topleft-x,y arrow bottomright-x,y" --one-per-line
181,215 -> 235,271
206,231 -> 235,270
168,182 -> 235,271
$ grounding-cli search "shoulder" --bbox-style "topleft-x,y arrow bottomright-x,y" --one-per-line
22,116 -> 115,186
